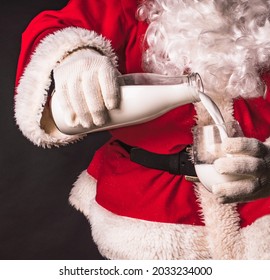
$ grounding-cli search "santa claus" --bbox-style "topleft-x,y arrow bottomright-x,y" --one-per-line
15,0 -> 270,259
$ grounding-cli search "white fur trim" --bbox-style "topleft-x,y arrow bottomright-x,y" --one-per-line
198,183 -> 270,259
196,185 -> 245,259
15,27 -> 118,147
69,170 -> 97,217
69,170 -> 210,260
88,201 -> 209,260
242,215 -> 270,259
69,170 -> 270,259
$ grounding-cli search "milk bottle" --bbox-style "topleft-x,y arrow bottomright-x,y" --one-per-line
50,73 -> 201,135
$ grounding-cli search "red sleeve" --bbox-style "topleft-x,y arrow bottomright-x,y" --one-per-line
14,0 -> 140,147
15,0 -> 139,87
234,95 -> 270,142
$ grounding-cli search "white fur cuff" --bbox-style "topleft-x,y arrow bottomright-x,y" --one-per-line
15,27 -> 118,147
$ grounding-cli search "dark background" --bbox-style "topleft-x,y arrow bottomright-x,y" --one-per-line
0,1 -> 109,259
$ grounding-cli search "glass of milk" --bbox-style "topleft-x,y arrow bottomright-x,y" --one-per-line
192,121 -> 245,192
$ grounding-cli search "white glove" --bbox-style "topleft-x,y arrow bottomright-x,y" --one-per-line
212,137 -> 270,203
53,48 -> 120,128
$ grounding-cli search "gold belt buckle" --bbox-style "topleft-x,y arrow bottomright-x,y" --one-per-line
184,175 -> 200,182
184,145 -> 200,182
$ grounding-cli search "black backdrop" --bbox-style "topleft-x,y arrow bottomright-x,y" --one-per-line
0,1 -> 109,260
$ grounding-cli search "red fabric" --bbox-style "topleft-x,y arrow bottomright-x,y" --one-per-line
15,0 -> 146,88
16,0 -> 270,227
89,139 -> 203,225
110,104 -> 196,153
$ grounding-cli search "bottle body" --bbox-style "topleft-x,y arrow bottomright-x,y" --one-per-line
50,74 -> 201,135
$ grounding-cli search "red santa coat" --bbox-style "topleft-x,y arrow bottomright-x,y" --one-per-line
15,0 -> 270,259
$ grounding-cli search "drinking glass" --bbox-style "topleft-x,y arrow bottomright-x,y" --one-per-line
192,120 -> 245,192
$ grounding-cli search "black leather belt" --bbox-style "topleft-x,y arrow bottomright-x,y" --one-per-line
118,141 -> 199,182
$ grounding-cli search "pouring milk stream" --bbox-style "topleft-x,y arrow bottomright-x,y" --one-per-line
50,72 -> 242,190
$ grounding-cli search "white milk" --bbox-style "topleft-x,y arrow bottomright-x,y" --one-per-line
194,164 -> 246,192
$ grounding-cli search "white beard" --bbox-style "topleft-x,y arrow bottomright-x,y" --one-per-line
138,0 -> 270,98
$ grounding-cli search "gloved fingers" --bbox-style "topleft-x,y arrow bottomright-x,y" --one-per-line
82,72 -> 108,126
212,177 -> 260,203
54,81 -> 78,127
222,137 -> 268,157
66,77 -> 93,128
98,60 -> 120,110
214,156 -> 266,177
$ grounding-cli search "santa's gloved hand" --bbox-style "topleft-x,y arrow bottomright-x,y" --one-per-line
53,48 -> 120,128
212,137 -> 270,203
